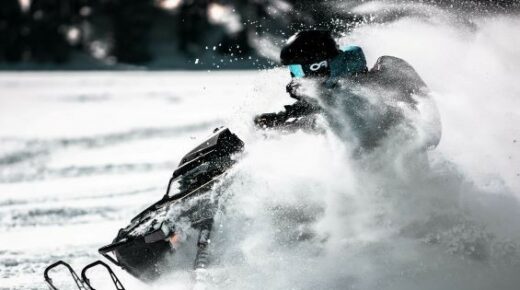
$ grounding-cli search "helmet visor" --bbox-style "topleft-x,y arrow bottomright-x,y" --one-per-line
289,64 -> 305,78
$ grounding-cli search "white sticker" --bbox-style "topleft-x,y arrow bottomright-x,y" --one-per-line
309,60 -> 328,71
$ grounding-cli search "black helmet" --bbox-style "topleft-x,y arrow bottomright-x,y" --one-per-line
280,30 -> 339,78
280,30 -> 339,65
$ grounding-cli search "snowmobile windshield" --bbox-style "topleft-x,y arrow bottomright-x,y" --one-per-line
166,179 -> 182,198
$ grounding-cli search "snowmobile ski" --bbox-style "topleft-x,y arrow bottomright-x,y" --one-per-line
44,260 -> 125,290
81,260 -> 126,290
44,261 -> 89,290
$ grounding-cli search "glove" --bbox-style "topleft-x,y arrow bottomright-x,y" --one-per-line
286,80 -> 303,100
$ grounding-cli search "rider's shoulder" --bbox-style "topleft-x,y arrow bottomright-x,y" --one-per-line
330,45 -> 368,78
370,55 -> 428,91
340,45 -> 364,53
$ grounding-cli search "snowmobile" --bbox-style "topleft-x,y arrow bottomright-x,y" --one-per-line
97,127 -> 244,281
43,127 -> 243,288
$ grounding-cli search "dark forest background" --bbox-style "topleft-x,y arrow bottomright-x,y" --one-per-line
1,0 -> 518,69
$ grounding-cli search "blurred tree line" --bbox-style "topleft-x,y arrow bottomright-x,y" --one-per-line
0,0 -> 332,65
1,0 -> 518,66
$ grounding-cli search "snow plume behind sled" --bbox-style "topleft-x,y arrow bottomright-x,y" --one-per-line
196,130 -> 520,287
201,127 -> 520,289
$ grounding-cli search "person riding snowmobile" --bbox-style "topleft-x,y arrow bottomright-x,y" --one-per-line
254,30 -> 368,130
255,30 -> 441,150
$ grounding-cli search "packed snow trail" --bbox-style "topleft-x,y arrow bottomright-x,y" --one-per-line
1,8 -> 520,290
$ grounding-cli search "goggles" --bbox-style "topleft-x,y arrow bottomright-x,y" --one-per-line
288,60 -> 330,79
288,64 -> 305,78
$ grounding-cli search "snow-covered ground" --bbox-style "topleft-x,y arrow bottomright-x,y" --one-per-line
1,8 -> 520,290
0,71 -> 281,289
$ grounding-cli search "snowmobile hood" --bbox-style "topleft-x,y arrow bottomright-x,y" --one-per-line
172,127 -> 244,180
98,127 -> 244,281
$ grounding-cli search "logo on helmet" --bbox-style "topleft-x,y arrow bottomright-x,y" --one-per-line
309,60 -> 328,71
